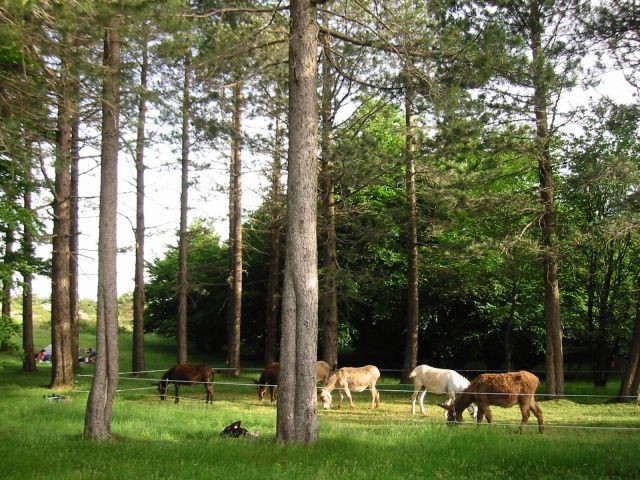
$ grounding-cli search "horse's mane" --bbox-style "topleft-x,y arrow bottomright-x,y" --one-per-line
323,371 -> 339,391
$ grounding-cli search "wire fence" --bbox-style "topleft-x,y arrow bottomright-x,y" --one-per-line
65,367 -> 640,433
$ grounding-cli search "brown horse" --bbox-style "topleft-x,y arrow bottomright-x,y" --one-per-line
158,364 -> 214,403
257,360 -> 332,401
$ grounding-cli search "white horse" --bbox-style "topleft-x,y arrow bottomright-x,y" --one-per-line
409,364 -> 477,417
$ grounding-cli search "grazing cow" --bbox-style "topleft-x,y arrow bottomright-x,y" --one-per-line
409,364 -> 477,417
319,365 -> 381,409
257,360 -> 333,402
439,370 -> 544,433
158,364 -> 214,404
257,361 -> 280,402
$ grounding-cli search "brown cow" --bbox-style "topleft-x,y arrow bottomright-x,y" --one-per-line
439,370 -> 544,433
257,360 -> 333,401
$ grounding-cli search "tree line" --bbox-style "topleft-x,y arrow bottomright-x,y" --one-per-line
1,0 -> 639,442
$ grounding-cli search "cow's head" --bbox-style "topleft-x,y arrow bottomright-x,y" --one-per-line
319,390 -> 332,409
257,384 -> 267,401
438,403 -> 462,424
156,380 -> 167,401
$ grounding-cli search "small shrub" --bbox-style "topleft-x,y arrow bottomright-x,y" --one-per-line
0,314 -> 20,352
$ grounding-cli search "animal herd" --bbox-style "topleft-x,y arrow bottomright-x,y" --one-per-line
156,362 -> 544,433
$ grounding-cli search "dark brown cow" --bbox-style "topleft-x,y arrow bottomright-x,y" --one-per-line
158,364 -> 214,403
439,370 -> 544,433
257,361 -> 279,402
257,360 -> 332,401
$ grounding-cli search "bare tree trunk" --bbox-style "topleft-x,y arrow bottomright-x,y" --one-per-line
1,167 -> 15,352
70,93 -> 80,369
227,79 -> 244,376
132,36 -> 148,375
50,44 -> 74,389
177,54 -> 191,365
264,115 -> 283,365
84,23 -> 120,440
319,28 -> 338,369
402,77 -> 419,384
276,0 -> 319,444
22,157 -> 36,372
530,0 -> 564,396
1,227 -> 13,351
619,276 -> 640,401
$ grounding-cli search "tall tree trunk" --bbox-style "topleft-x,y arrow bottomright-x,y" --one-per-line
402,77 -> 419,384
264,115 -> 283,365
586,249 -> 597,374
1,227 -> 13,352
177,54 -> 191,365
593,245 -> 616,386
320,28 -> 338,369
132,36 -> 148,375
2,173 -> 15,352
227,79 -> 244,376
50,44 -> 74,389
276,0 -> 319,444
529,0 -> 564,396
70,91 -> 80,369
619,274 -> 640,401
84,23 -> 120,440
22,156 -> 36,372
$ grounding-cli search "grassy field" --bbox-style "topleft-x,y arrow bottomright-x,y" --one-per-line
1,324 -> 640,479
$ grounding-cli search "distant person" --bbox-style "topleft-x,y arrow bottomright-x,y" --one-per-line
36,349 -> 46,363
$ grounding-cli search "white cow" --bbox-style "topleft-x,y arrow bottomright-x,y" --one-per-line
409,364 -> 477,417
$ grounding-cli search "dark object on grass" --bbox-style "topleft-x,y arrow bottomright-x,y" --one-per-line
43,394 -> 71,402
220,421 -> 259,438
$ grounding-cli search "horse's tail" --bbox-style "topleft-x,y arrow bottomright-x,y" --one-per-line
408,368 -> 417,379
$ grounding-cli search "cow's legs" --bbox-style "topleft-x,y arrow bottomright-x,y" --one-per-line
344,388 -> 354,408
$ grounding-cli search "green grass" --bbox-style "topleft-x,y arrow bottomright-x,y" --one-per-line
2,326 -> 640,479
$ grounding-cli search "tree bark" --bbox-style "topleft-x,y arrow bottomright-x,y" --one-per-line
22,157 -> 36,372
84,23 -> 120,440
529,0 -> 564,396
619,275 -> 640,401
276,0 -> 319,444
50,43 -> 74,389
70,90 -> 80,369
177,54 -> 191,365
402,76 -> 419,384
132,35 -> 148,375
227,78 -> 244,376
1,226 -> 13,352
264,115 -> 283,365
320,27 -> 338,369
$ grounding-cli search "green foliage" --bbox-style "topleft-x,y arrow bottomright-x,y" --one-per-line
0,315 -> 20,352
145,219 -> 229,351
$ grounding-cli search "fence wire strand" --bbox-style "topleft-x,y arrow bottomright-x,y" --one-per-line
66,368 -> 640,433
